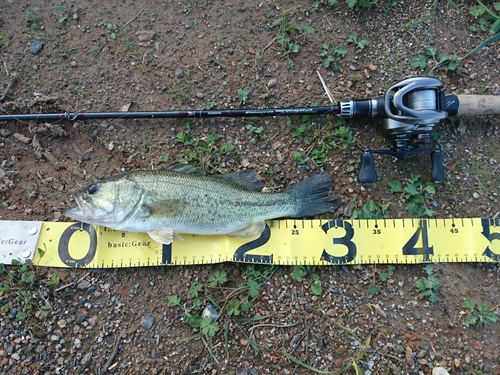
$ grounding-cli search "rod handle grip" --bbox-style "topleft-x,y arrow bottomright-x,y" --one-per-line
456,95 -> 500,116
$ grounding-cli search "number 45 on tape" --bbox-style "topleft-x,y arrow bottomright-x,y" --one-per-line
1,218 -> 499,268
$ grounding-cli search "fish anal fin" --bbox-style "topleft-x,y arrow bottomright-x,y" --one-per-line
226,221 -> 265,238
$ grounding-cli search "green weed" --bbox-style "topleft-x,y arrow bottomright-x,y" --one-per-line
56,5 -> 79,23
208,269 -> 228,287
176,127 -> 240,172
237,88 -> 248,105
290,115 -> 354,167
318,42 -> 346,70
368,284 -> 380,295
175,121 -> 194,146
0,259 -> 59,321
350,199 -> 390,219
0,31 -> 10,49
246,124 -> 266,144
27,7 -> 42,30
346,33 -> 370,49
415,265 -> 440,302
291,266 -> 323,296
469,1 -> 500,33
368,265 -> 396,295
293,151 -> 310,165
388,174 -> 438,217
346,0 -> 378,8
170,264 -> 273,347
462,299 -> 498,330
265,3 -> 314,69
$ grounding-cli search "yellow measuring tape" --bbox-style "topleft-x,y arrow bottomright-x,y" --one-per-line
27,218 -> 500,268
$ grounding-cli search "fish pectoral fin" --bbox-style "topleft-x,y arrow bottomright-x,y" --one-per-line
144,199 -> 186,218
226,221 -> 265,238
148,228 -> 175,244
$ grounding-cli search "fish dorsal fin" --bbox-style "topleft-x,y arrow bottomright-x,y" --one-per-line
148,229 -> 184,244
141,199 -> 186,218
226,221 -> 265,238
165,163 -> 199,174
216,170 -> 263,191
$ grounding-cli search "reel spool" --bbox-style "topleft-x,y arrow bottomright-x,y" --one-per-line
358,76 -> 447,184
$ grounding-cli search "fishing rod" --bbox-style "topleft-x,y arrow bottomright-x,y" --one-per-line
2,76 -> 500,182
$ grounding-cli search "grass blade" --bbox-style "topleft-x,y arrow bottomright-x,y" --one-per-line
464,32 -> 500,59
282,349 -> 337,374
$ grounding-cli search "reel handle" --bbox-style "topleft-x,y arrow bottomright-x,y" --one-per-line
357,152 -> 378,184
431,150 -> 445,182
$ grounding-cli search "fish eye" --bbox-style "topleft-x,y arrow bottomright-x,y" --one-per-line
87,183 -> 99,195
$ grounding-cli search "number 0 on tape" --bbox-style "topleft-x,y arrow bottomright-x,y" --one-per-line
1,218 -> 499,268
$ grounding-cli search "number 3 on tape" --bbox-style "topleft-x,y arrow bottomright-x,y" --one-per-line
320,220 -> 357,264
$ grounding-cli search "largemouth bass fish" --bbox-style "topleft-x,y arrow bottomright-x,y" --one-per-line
65,166 -> 341,244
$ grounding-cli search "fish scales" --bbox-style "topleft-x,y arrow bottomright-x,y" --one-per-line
125,170 -> 297,233
65,167 -> 341,244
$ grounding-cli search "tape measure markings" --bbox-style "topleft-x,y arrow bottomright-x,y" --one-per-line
0,218 -> 498,268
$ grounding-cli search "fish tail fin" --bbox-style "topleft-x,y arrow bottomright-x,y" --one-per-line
285,171 -> 341,217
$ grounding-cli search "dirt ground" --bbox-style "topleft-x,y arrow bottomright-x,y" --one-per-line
0,0 -> 500,374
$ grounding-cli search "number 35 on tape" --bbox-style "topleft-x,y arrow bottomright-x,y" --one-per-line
27,217 -> 500,268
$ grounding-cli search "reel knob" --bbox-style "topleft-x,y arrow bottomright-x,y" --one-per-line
357,151 -> 378,184
431,150 -> 445,182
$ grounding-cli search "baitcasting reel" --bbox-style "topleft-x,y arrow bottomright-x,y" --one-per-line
339,76 -> 452,184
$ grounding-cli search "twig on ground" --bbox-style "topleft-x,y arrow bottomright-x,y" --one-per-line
261,36 -> 277,57
96,10 -> 144,56
201,336 -> 220,365
248,322 -> 297,334
100,334 -> 122,375
55,271 -> 90,292
0,74 -> 17,103
316,70 -> 335,103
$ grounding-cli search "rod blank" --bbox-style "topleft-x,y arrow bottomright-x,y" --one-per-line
0,106 -> 340,122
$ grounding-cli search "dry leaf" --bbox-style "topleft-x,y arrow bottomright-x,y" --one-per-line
121,102 -> 133,112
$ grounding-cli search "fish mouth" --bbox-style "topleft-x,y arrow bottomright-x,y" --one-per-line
64,195 -> 96,222
64,195 -> 117,224
64,192 -> 144,226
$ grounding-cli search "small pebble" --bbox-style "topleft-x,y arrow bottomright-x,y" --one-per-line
175,69 -> 184,79
29,40 -> 44,54
432,367 -> 450,375
140,315 -> 155,330
267,78 -> 277,88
